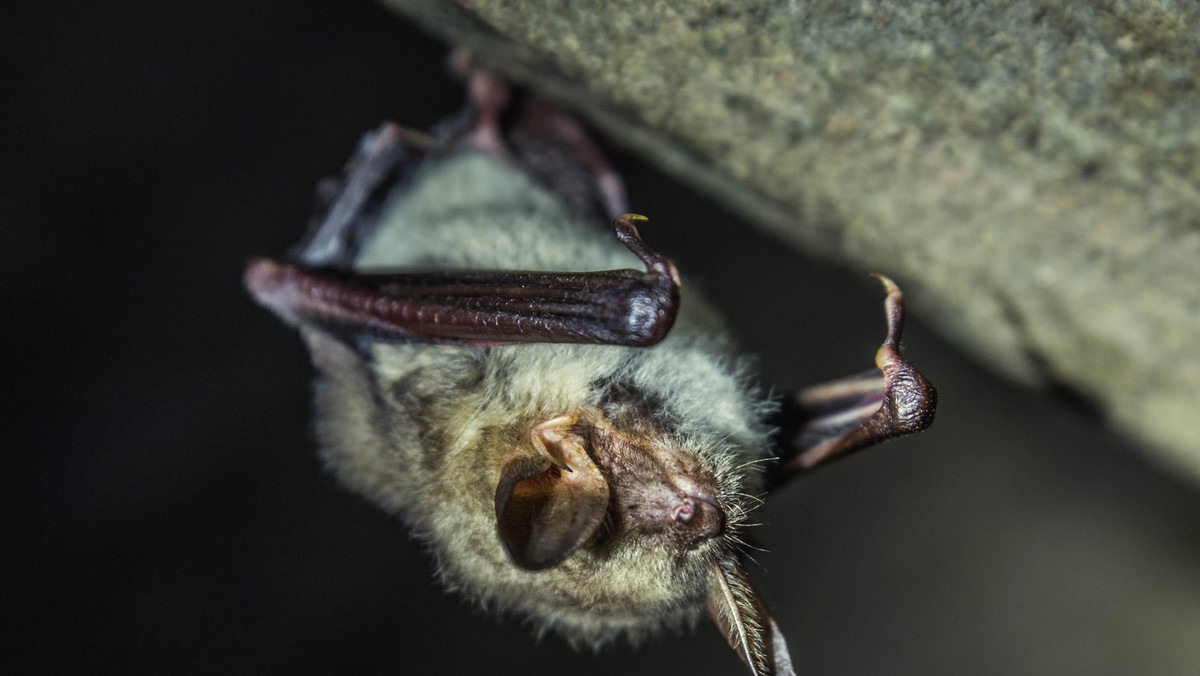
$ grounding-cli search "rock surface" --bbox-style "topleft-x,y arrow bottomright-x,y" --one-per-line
385,0 -> 1200,477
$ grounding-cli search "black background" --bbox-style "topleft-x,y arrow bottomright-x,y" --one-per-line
11,3 -> 1200,675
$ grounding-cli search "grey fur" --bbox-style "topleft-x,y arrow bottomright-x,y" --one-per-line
305,152 -> 774,645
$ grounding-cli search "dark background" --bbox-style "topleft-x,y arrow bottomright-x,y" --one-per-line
11,2 -> 1200,675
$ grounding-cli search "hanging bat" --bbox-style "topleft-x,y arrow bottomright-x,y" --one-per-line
245,64 -> 936,675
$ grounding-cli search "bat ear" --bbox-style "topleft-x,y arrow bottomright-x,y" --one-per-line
706,560 -> 797,676
494,416 -> 611,571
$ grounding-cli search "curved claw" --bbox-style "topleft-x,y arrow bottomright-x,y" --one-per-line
871,273 -> 903,350
612,214 -> 682,288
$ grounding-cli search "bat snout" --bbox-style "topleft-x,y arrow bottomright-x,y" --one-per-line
671,494 -> 724,544
668,477 -> 724,546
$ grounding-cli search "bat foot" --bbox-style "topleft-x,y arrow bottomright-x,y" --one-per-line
452,53 -> 513,156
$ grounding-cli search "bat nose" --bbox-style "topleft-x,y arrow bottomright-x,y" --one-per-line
672,496 -> 723,539
670,479 -> 724,543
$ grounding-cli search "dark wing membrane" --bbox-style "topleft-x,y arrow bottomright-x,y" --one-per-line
706,559 -> 796,676
295,124 -> 431,269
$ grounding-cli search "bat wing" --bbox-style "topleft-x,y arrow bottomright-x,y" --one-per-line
706,560 -> 796,676
766,276 -> 937,488
245,213 -> 679,347
245,123 -> 680,348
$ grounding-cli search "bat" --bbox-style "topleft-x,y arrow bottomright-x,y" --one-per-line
245,63 -> 936,675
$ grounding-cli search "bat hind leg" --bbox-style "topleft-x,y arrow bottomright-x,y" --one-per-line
450,50 -> 628,222
507,97 -> 629,220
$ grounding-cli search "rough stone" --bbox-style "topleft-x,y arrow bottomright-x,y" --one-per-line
385,0 -> 1200,478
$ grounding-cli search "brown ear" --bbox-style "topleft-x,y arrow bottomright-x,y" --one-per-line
495,416 -> 610,571
706,560 -> 796,676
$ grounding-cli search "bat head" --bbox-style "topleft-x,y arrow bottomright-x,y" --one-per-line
495,410 -> 727,571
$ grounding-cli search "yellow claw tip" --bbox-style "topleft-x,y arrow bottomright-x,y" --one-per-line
620,213 -> 649,223
870,273 -> 900,295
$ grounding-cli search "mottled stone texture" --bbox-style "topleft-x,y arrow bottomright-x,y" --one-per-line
385,0 -> 1200,477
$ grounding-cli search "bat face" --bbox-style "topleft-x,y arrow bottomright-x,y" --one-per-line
247,65 -> 934,676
